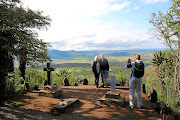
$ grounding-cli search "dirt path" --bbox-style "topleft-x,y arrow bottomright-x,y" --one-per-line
8,85 -> 161,120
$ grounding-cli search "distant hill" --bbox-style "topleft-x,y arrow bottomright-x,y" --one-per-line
48,49 -> 161,59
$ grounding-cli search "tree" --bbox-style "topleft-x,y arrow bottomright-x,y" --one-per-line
151,51 -> 166,96
10,6 -> 51,79
149,0 -> 180,92
0,0 -> 51,103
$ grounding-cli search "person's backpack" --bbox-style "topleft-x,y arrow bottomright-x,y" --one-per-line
133,62 -> 144,78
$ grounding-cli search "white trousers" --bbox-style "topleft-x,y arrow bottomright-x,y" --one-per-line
129,77 -> 142,108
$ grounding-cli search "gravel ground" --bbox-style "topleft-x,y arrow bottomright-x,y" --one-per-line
0,105 -> 58,120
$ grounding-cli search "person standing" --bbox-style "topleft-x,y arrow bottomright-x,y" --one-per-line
125,54 -> 144,109
91,56 -> 100,88
99,54 -> 109,88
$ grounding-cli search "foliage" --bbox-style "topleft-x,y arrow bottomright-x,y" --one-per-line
149,0 -> 180,91
0,0 -> 51,103
151,51 -> 165,66
144,50 -> 180,115
115,71 -> 126,86
24,68 -> 46,88
5,73 -> 25,99
56,68 -> 71,79
149,0 -> 180,115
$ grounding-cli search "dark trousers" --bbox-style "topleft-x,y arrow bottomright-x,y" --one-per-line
94,73 -> 99,88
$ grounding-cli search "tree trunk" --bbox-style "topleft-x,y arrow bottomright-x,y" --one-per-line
155,66 -> 166,96
0,49 -> 14,104
19,58 -> 26,80
0,76 -> 6,105
174,52 -> 180,92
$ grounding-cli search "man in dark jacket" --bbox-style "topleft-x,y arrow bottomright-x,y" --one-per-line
99,54 -> 109,88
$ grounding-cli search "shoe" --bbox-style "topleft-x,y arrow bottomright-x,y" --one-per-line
100,85 -> 104,88
138,106 -> 145,109
129,106 -> 134,109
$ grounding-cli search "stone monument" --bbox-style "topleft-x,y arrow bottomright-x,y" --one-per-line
50,98 -> 80,115
98,75 -> 125,107
43,63 -> 55,85
37,63 -> 62,98
39,84 -> 62,98
110,75 -> 116,92
106,75 -> 120,87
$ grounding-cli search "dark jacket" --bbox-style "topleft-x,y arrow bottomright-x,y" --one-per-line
99,58 -> 109,71
91,61 -> 100,73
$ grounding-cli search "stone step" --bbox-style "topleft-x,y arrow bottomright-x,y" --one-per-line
50,98 -> 80,115
105,91 -> 121,99
99,96 -> 125,107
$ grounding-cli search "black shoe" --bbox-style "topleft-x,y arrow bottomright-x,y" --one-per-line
100,85 -> 104,88
138,106 -> 145,109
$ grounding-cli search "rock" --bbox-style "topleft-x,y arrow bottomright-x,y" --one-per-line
44,80 -> 48,86
153,103 -> 160,114
83,78 -> 88,85
63,78 -> 69,86
142,84 -> 146,94
50,98 -> 80,115
24,82 -> 30,92
74,83 -> 78,86
39,85 -> 62,98
148,89 -> 157,103
34,85 -> 39,91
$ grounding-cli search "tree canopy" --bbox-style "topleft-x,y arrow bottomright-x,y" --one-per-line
0,0 -> 51,103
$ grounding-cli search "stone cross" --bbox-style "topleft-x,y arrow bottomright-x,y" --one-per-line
110,75 -> 116,92
43,63 -> 55,85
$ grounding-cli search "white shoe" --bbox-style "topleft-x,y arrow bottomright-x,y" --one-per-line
129,106 -> 134,109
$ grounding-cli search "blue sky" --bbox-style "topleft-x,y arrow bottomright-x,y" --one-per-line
23,0 -> 171,51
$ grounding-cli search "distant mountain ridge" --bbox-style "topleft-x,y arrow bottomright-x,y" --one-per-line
48,49 -> 163,59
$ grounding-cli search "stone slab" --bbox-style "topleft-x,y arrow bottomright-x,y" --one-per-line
105,91 -> 121,99
99,96 -> 125,107
39,89 -> 62,98
50,98 -> 79,115
38,85 -> 62,98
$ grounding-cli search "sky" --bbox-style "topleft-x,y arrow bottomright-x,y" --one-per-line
22,0 -> 171,51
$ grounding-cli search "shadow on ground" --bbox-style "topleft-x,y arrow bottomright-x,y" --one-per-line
2,85 -> 162,120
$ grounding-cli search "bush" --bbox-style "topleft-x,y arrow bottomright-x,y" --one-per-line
5,74 -> 25,99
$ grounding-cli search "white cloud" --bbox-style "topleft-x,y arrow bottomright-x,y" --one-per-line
22,0 -> 167,50
133,6 -> 139,10
23,0 -> 130,17
107,2 -> 131,11
140,0 -> 169,4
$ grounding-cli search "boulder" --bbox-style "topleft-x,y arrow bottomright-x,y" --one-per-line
44,80 -> 48,86
83,78 -> 88,85
148,89 -> 157,103
34,85 -> 39,91
24,82 -> 30,92
63,78 -> 69,86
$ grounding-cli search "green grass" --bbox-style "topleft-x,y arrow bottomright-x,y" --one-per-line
51,59 -> 92,64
